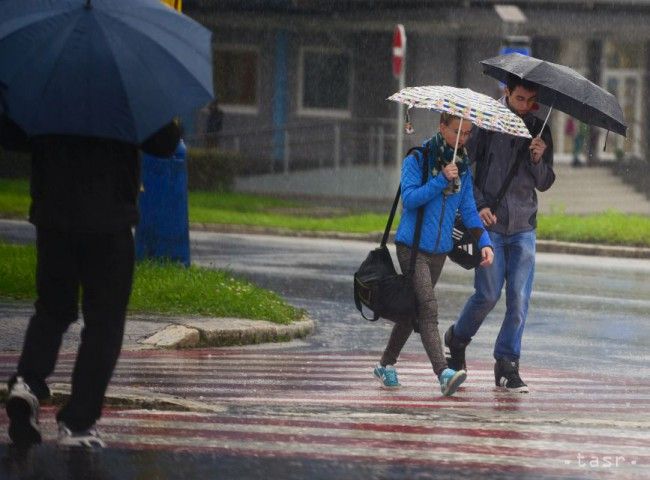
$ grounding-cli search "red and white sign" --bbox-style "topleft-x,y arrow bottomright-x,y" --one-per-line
392,24 -> 406,78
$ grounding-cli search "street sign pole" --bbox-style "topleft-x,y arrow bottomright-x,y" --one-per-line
393,24 -> 406,167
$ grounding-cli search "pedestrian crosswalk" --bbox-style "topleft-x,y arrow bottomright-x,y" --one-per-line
1,349 -> 648,478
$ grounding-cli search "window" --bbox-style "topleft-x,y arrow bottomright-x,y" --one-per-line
553,41 -> 590,161
214,46 -> 259,113
601,71 -> 643,158
298,47 -> 352,117
602,41 -> 643,158
605,41 -> 642,69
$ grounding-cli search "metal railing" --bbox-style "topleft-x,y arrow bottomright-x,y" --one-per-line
186,118 -> 399,175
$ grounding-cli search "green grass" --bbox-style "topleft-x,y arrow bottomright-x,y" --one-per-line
1,178 -> 649,245
0,241 -> 36,299
191,206 -> 390,233
188,189 -> 650,245
0,178 -> 30,219
0,241 -> 303,324
538,211 -> 650,247
188,190 -> 390,232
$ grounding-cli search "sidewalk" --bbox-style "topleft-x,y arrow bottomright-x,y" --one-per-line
538,163 -> 650,215
0,300 -> 314,410
0,301 -> 315,353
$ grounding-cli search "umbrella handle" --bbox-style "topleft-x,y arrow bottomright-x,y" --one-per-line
452,117 -> 462,164
530,105 -> 554,163
537,105 -> 553,139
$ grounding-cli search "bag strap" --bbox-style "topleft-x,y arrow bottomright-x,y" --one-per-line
408,147 -> 429,274
380,146 -> 429,248
489,115 -> 547,212
380,186 -> 402,247
379,146 -> 430,277
491,150 -> 522,212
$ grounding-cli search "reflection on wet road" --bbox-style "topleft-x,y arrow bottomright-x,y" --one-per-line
2,349 -> 649,479
1,231 -> 649,479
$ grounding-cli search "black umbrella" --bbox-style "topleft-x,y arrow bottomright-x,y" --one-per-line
480,53 -> 627,137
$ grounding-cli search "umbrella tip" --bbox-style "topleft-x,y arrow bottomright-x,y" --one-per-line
85,0 -> 92,9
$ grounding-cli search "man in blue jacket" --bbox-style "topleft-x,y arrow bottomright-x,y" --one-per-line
445,76 -> 555,393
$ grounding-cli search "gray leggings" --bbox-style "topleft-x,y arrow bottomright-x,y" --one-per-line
380,244 -> 448,375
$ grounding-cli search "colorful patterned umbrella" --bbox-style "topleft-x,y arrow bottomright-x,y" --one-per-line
388,85 -> 532,139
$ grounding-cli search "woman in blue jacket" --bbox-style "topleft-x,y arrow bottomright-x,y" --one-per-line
373,113 -> 494,396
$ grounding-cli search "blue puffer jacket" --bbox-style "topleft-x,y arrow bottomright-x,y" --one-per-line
395,135 -> 492,254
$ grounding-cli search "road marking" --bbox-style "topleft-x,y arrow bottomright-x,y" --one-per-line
1,349 -> 647,476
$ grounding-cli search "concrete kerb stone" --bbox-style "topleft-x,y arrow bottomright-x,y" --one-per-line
140,324 -> 201,348
48,384 -> 227,413
536,239 -> 650,259
139,316 -> 315,349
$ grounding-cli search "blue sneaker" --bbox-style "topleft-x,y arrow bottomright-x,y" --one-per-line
439,368 -> 467,396
373,364 -> 400,388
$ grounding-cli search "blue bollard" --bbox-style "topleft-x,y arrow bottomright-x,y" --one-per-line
135,139 -> 190,267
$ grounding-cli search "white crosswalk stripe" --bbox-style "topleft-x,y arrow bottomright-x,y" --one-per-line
1,349 -> 648,477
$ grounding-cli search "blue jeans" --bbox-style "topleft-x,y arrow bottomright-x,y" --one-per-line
454,229 -> 536,361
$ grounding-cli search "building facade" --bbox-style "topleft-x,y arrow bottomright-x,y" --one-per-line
183,0 -> 650,196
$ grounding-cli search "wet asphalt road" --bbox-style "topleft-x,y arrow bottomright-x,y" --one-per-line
1,222 -> 649,479
190,230 -> 650,378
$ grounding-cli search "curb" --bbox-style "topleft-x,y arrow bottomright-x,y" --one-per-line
536,240 -> 650,259
139,316 -> 316,349
191,222 -> 375,241
191,223 -> 650,260
0,385 -> 227,413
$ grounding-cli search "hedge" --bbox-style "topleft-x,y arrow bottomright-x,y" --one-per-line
0,146 -> 244,193
186,147 -> 244,191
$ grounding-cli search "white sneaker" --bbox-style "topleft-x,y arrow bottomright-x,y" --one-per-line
6,376 -> 41,447
57,422 -> 107,449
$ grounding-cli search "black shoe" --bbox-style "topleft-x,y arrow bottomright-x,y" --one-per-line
444,325 -> 470,371
494,359 -> 529,393
6,377 -> 42,447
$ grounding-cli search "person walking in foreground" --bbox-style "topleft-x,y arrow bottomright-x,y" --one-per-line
1,114 -> 180,449
445,76 -> 555,393
374,113 -> 494,397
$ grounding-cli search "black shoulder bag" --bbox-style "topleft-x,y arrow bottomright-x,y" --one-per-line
353,147 -> 429,324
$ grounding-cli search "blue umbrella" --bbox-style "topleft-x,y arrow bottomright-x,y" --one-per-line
0,0 -> 214,144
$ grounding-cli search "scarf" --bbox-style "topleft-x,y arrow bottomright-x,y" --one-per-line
425,132 -> 471,195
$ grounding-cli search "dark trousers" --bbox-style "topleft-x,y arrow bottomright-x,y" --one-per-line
13,227 -> 134,431
380,245 -> 448,375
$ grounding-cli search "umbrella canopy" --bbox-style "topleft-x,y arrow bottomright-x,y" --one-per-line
0,0 -> 214,144
388,85 -> 532,139
480,53 -> 627,137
